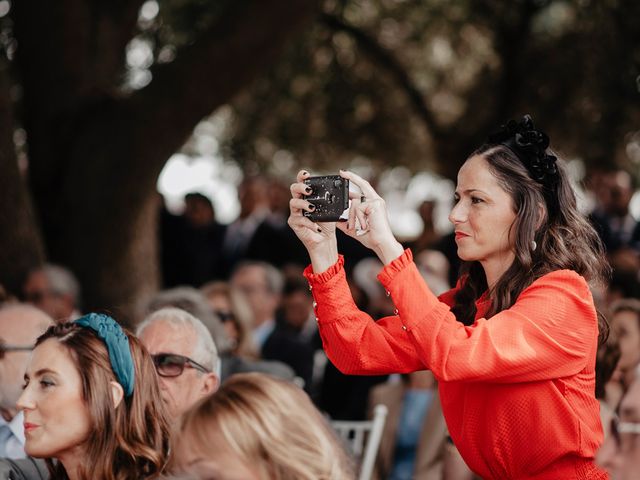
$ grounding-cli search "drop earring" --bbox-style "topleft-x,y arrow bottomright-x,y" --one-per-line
531,240 -> 537,252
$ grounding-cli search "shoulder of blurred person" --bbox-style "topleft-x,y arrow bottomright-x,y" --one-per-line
0,457 -> 48,480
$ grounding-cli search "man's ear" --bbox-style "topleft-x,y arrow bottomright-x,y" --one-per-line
201,373 -> 220,396
110,381 -> 125,409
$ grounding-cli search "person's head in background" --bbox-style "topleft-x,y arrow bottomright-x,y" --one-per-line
17,314 -> 170,479
238,176 -> 270,220
0,304 -> 52,425
610,299 -> 640,389
602,170 -> 634,218
200,281 -> 258,359
230,261 -> 284,331
597,364 -> 640,479
184,192 -> 215,228
137,307 -> 219,421
170,372 -> 354,480
0,283 -> 13,306
279,277 -> 314,332
145,286 -> 233,356
352,257 -> 395,317
23,263 -> 81,323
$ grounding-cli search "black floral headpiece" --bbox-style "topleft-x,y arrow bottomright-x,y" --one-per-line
487,114 -> 558,188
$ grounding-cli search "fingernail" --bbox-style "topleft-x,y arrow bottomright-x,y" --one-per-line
302,170 -> 309,176
308,204 -> 315,211
317,227 -> 322,233
305,186 -> 312,194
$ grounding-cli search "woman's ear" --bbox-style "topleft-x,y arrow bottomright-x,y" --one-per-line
110,380 -> 125,409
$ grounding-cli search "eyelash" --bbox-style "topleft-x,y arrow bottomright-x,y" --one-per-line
453,196 -> 484,204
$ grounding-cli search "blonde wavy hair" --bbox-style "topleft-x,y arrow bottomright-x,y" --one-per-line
172,372 -> 354,479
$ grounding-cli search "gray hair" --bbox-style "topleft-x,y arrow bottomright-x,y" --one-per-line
41,263 -> 81,307
137,307 -> 219,375
144,286 -> 233,354
232,260 -> 284,295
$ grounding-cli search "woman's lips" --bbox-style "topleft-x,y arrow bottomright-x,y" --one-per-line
23,422 -> 39,432
455,231 -> 470,240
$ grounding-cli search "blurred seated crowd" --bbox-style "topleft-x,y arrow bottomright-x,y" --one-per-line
0,168 -> 639,479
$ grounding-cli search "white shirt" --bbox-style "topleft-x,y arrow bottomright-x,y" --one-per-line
0,411 -> 26,459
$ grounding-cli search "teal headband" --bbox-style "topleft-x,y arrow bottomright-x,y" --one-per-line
74,313 -> 135,397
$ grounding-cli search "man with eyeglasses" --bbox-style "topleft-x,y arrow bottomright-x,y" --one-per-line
0,304 -> 52,458
137,307 -> 219,420
598,364 -> 640,479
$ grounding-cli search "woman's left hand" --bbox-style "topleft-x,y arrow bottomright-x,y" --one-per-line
337,170 -> 404,265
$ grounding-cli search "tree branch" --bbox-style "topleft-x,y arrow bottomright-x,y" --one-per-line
118,0 -> 321,179
320,12 -> 443,138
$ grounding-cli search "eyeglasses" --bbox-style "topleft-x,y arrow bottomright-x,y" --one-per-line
610,416 -> 640,452
213,310 -> 235,323
151,353 -> 211,378
0,340 -> 34,359
24,289 -> 58,304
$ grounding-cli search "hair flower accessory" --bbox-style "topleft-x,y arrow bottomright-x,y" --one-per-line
75,313 -> 135,396
488,114 -> 558,187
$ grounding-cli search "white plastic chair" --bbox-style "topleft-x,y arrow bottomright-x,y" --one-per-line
331,404 -> 388,480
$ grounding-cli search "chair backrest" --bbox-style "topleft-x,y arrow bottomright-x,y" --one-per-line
331,404 -> 388,480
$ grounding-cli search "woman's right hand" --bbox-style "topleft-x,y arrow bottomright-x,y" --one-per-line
288,170 -> 339,273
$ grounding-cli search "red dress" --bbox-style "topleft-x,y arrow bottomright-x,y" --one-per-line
305,249 -> 608,479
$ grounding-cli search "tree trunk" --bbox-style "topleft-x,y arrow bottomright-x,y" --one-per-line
9,0 -> 320,323
0,59 -> 45,295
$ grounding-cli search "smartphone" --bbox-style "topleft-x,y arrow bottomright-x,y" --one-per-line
303,175 -> 349,222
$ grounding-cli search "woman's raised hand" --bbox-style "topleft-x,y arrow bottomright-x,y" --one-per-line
337,170 -> 404,265
288,170 -> 339,273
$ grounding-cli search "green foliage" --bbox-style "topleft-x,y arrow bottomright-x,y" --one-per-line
218,0 -> 640,178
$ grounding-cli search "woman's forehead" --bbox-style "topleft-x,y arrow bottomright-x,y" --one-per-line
456,155 -> 502,191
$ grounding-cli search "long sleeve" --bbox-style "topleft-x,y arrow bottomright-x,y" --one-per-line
305,250 -> 605,479
306,249 -> 598,383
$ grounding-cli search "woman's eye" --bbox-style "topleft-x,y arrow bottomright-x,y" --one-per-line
21,381 -> 29,390
453,195 -> 460,204
40,379 -> 55,388
471,197 -> 483,204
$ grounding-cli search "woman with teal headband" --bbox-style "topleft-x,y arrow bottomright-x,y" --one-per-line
17,313 -> 170,480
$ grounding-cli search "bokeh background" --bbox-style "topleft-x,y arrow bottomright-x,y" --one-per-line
0,0 -> 638,322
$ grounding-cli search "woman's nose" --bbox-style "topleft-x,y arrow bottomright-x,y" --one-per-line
16,386 -> 35,411
449,201 -> 466,224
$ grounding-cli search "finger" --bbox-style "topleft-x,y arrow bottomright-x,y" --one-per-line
288,214 -> 323,234
290,198 -> 315,214
290,181 -> 313,199
340,169 -> 380,200
297,169 -> 311,183
347,197 -> 358,230
336,220 -> 354,238
355,203 -> 369,232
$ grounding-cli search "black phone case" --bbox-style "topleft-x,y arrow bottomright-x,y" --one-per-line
303,175 -> 349,222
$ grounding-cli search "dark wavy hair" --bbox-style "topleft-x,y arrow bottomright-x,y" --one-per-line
35,322 -> 171,480
450,144 -> 610,343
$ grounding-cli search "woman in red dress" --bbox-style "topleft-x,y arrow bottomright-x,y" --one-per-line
288,115 -> 610,479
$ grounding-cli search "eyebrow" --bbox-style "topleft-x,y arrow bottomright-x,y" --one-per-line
455,189 -> 489,195
24,368 -> 58,380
